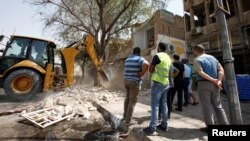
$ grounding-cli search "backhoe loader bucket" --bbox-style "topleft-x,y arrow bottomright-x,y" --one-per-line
84,35 -> 109,82
99,69 -> 109,82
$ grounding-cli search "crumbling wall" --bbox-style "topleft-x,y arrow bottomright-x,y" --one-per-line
105,39 -> 132,63
99,38 -> 133,90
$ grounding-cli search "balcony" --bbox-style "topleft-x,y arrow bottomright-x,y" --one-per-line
184,0 -> 205,11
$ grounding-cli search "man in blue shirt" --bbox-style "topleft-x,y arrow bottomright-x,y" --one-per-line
193,44 -> 229,132
182,58 -> 192,106
123,47 -> 149,126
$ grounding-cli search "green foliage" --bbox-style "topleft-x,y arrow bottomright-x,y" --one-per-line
29,0 -> 171,64
28,0 -> 171,84
30,0 -> 171,45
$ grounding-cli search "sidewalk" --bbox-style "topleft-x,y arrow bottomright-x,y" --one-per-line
101,92 -> 250,141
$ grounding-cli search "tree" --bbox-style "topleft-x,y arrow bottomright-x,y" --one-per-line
29,0 -> 171,86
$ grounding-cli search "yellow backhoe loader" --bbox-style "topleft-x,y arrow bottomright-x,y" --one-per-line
0,34 -> 107,101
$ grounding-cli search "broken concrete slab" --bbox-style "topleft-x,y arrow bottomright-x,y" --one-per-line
20,86 -> 126,129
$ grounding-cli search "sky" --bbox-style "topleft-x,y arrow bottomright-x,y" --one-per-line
167,0 -> 184,16
0,0 -> 184,45
0,0 -> 46,39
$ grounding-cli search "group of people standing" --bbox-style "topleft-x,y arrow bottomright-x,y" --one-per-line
122,43 -> 229,136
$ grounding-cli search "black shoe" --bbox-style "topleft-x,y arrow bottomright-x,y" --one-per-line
199,127 -> 208,133
143,127 -> 156,135
157,125 -> 168,132
117,121 -> 129,131
119,129 -> 129,138
183,103 -> 188,107
175,108 -> 182,111
192,102 -> 199,105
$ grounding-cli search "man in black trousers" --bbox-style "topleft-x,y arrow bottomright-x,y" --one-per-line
170,54 -> 184,112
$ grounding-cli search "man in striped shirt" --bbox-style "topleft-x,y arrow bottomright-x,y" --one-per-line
123,47 -> 149,126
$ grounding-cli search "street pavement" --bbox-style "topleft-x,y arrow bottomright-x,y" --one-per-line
101,91 -> 250,141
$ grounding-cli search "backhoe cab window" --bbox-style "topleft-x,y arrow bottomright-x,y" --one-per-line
30,40 -> 48,67
5,38 -> 29,58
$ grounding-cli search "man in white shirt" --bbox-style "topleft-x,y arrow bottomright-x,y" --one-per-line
182,58 -> 191,106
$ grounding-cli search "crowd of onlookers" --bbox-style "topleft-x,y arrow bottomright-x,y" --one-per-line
121,43 -> 229,136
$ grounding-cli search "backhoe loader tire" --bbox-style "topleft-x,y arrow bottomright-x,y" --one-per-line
3,69 -> 42,101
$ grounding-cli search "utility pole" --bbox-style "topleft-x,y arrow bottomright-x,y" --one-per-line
214,0 -> 242,124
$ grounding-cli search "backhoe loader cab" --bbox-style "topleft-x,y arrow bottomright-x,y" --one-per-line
0,34 -> 104,101
0,35 -> 56,101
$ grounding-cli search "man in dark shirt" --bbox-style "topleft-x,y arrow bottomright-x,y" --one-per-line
170,54 -> 184,111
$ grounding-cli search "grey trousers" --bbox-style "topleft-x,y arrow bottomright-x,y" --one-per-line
123,80 -> 140,124
189,80 -> 199,103
197,81 -> 229,126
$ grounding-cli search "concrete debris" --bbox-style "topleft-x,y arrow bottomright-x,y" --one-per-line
101,95 -> 110,102
82,111 -> 91,119
75,107 -> 88,116
140,89 -> 150,95
21,86 -> 124,128
56,97 -> 68,106
54,106 -> 64,115
64,105 -> 73,116
88,107 -> 97,111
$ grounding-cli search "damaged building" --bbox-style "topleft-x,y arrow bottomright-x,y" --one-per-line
132,9 -> 186,87
184,0 -> 250,74
132,9 -> 186,58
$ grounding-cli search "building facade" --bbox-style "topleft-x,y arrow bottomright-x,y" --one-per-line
133,9 -> 186,58
184,0 -> 250,74
132,9 -> 186,87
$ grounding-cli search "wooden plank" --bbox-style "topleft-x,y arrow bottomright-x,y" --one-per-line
41,114 -> 75,128
21,107 -> 75,128
22,107 -> 54,116
21,114 -> 44,128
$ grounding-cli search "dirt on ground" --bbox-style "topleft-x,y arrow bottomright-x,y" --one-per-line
0,84 -> 125,141
0,62 -> 128,141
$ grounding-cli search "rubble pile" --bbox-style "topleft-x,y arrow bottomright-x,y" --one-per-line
41,86 -> 125,120
20,86 -> 125,128
43,92 -> 90,119
68,86 -> 125,104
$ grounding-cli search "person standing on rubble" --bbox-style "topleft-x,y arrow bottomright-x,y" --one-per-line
193,44 -> 229,131
123,47 -> 149,126
143,43 -> 172,135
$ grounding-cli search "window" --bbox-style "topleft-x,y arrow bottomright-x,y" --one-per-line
30,40 -> 48,67
5,38 -> 30,58
242,0 -> 250,12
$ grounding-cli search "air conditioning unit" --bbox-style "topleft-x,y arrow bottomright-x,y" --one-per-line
191,27 -> 202,36
168,44 -> 175,52
165,44 -> 175,53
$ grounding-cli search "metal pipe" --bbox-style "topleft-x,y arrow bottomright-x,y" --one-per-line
243,26 -> 250,49
215,0 -> 243,124
182,0 -> 188,55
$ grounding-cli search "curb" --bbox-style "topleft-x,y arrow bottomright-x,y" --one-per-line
93,101 -> 152,141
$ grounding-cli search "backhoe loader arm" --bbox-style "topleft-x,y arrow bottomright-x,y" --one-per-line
59,34 -> 103,86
